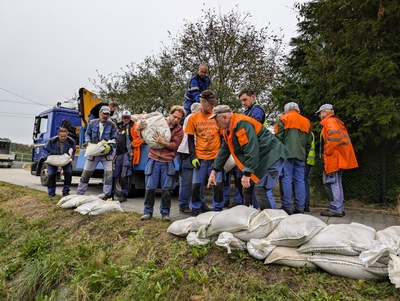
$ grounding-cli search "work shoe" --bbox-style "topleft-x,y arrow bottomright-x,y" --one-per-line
162,214 -> 171,221
140,213 -> 152,220
98,193 -> 112,200
48,194 -> 56,198
179,207 -> 192,214
320,210 -> 344,217
191,209 -> 202,217
62,192 -> 70,197
116,196 -> 127,203
293,209 -> 304,214
201,204 -> 212,212
304,206 -> 310,212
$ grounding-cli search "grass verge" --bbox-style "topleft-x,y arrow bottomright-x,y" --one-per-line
0,181 -> 399,301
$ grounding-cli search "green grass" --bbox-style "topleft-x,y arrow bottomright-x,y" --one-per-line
0,181 -> 399,301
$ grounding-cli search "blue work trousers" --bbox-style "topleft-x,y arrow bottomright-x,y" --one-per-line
323,170 -> 344,214
280,158 -> 306,212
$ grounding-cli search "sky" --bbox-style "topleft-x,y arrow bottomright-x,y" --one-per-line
0,0 -> 306,145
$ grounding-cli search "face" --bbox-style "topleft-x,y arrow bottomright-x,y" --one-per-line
318,110 -> 328,120
100,111 -> 110,121
214,114 -> 230,129
58,131 -> 68,142
198,65 -> 208,78
109,104 -> 118,112
200,99 -> 214,114
239,93 -> 255,109
122,115 -> 131,124
168,111 -> 183,127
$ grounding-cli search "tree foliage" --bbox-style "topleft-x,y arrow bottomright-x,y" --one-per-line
92,8 -> 283,116
273,0 -> 400,148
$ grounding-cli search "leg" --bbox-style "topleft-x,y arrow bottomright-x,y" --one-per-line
47,164 -> 58,196
280,159 -> 294,213
62,164 -> 73,196
159,162 -> 174,215
190,160 -> 207,213
292,159 -> 306,213
304,164 -> 312,211
77,158 -> 99,195
101,159 -> 113,197
178,156 -> 193,210
143,159 -> 160,215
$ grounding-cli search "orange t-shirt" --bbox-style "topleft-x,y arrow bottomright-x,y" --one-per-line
184,110 -> 221,160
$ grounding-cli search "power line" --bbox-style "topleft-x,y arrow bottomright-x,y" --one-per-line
0,86 -> 50,106
0,99 -> 47,105
0,114 -> 33,119
0,111 -> 35,116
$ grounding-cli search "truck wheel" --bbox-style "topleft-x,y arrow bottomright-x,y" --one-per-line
40,163 -> 49,186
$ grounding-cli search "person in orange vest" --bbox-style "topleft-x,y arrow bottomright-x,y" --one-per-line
207,105 -> 286,210
316,104 -> 358,217
274,102 -> 312,215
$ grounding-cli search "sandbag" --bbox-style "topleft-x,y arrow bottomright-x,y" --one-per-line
74,199 -> 107,215
45,154 -> 72,167
190,211 -> 220,232
167,217 -> 195,237
89,201 -> 124,215
388,254 -> 400,288
215,232 -> 246,254
359,239 -> 400,267
206,205 -> 258,237
265,214 -> 326,247
308,253 -> 388,280
186,231 -> 212,246
299,222 -> 376,256
57,194 -> 78,206
135,112 -> 171,149
376,226 -> 400,242
85,141 -> 107,157
60,195 -> 98,209
264,246 -> 317,269
247,239 -> 276,260
223,155 -> 235,172
234,209 -> 288,242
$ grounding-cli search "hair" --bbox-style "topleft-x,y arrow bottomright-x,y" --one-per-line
199,63 -> 209,70
238,87 -> 255,98
170,105 -> 186,119
190,102 -> 201,113
58,127 -> 68,134
200,90 -> 217,106
109,101 -> 119,108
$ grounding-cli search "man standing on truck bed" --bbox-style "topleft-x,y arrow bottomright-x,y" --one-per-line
89,101 -> 119,120
77,106 -> 118,199
43,127 -> 76,197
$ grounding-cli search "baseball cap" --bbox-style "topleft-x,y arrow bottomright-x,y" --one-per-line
121,110 -> 131,116
284,102 -> 300,113
100,106 -> 111,114
315,104 -> 333,114
209,105 -> 232,119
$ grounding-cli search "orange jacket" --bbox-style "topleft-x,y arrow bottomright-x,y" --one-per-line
320,113 -> 358,174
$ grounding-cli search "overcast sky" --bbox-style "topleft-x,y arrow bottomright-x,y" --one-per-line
0,0 -> 306,145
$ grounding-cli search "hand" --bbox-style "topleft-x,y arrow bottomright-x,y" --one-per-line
101,144 -> 111,154
241,175 -> 251,188
154,132 -> 166,146
83,141 -> 90,148
138,120 -> 147,130
191,157 -> 200,169
207,170 -> 217,188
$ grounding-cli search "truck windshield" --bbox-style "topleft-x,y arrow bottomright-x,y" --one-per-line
0,139 -> 11,154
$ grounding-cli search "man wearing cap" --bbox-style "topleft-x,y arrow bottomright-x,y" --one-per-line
274,102 -> 311,215
89,101 -> 119,121
183,64 -> 211,116
185,90 -> 224,216
77,105 -> 118,198
207,105 -> 286,210
317,104 -> 358,217
110,110 -> 135,202
140,105 -> 185,221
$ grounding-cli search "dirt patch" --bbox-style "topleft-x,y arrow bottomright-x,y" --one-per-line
0,195 -> 53,223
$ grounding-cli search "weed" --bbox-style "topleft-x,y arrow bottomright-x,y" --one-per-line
190,244 -> 212,260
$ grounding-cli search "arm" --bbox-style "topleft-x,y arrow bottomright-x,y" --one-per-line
324,119 -> 341,156
236,121 -> 260,176
274,118 -> 285,142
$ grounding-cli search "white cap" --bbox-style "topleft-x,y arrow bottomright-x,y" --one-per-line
284,102 -> 300,113
121,110 -> 131,116
100,106 -> 111,114
316,104 -> 333,114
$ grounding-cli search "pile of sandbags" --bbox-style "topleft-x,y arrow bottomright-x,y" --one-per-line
167,207 -> 400,284
57,194 -> 123,215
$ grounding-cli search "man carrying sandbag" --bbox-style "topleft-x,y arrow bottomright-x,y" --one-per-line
77,105 -> 118,199
139,106 -> 185,221
207,105 -> 286,210
43,127 -> 76,197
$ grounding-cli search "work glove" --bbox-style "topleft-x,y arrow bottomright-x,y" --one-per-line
83,141 -> 90,148
101,144 -> 111,154
191,157 -> 200,170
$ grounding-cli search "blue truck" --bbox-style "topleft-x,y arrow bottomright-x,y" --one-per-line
31,88 -> 149,196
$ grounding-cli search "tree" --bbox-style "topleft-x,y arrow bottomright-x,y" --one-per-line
92,8 -> 283,117
273,0 -> 400,201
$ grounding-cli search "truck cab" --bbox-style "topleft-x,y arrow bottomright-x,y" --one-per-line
0,138 -> 15,168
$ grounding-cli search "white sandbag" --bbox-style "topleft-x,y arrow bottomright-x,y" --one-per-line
60,195 -> 98,209
89,201 -> 124,215
376,226 -> 400,242
215,232 -> 247,254
45,154 -> 72,167
359,239 -> 400,267
186,231 -> 212,246
85,141 -> 107,157
190,211 -> 220,232
308,253 -> 388,280
265,246 -> 317,269
234,209 -> 288,242
136,112 -> 171,149
265,214 -> 326,247
388,254 -> 400,288
57,194 -> 78,206
206,205 -> 258,237
167,217 -> 195,237
223,155 -> 236,172
299,223 -> 376,256
247,239 -> 276,260
74,199 -> 107,215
